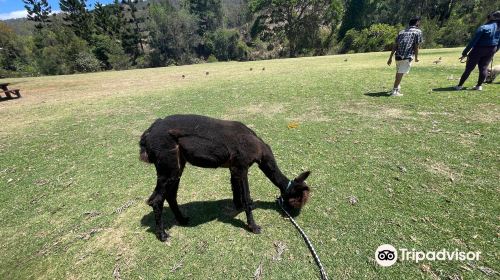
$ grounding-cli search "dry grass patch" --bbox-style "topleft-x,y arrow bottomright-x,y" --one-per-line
424,160 -> 461,182
340,101 -> 411,120
224,103 -> 285,119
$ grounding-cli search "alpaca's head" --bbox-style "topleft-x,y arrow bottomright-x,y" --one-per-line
283,171 -> 311,209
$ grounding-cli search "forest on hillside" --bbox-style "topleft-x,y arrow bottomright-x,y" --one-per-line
0,0 -> 497,77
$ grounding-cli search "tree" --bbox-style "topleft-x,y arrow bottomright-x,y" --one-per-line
92,34 -> 129,70
0,23 -> 29,72
250,0 -> 340,57
338,0 -> 371,39
205,28 -> 248,61
184,0 -> 224,36
94,1 -> 123,38
23,0 -> 52,30
148,2 -> 200,66
120,0 -> 146,63
59,0 -> 94,41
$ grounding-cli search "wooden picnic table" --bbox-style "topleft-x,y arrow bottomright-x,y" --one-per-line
0,82 -> 21,99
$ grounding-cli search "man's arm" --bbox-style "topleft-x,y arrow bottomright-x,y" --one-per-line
388,42 -> 398,66
414,44 -> 420,62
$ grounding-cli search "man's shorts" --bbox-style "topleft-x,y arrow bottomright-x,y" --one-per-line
396,59 -> 412,74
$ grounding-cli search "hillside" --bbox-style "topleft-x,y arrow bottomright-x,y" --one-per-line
2,0 -> 248,36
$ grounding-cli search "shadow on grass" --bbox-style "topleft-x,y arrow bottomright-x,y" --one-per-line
0,96 -> 21,102
141,199 -> 287,236
364,91 -> 389,97
432,87 -> 459,92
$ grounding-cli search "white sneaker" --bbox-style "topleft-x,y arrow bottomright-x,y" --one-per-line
390,89 -> 403,96
472,85 -> 482,91
454,85 -> 464,90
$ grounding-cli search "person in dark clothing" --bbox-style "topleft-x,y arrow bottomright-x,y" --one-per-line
456,11 -> 500,91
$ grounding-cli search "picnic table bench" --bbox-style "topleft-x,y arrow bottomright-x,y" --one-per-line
0,83 -> 21,99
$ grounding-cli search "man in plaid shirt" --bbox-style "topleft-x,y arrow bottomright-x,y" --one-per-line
387,17 -> 423,96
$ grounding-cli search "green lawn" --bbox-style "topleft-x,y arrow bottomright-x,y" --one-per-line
0,48 -> 498,279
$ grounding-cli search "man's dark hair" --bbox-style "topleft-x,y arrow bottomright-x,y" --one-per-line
409,17 -> 421,26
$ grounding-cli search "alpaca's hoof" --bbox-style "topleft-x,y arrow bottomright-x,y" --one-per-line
249,224 -> 261,234
157,230 -> 169,242
177,216 -> 190,226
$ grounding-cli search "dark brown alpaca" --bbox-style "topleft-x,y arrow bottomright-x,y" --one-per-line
139,114 -> 311,241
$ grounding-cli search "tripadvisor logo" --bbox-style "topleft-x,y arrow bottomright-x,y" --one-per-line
375,244 -> 398,267
375,244 -> 481,267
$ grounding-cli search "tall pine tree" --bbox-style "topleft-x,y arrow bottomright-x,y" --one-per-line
23,0 -> 52,30
185,0 -> 223,36
59,0 -> 94,41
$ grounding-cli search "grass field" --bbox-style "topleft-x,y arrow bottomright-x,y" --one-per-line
0,48 -> 499,279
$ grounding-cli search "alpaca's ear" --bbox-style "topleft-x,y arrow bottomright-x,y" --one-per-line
295,171 -> 311,182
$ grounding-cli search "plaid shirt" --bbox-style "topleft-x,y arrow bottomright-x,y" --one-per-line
395,26 -> 423,60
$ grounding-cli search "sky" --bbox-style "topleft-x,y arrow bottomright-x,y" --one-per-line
0,0 -> 115,20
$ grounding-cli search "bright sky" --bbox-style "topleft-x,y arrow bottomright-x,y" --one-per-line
0,0 -> 115,20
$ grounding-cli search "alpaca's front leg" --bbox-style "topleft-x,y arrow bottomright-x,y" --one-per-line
147,176 -> 170,241
152,201 -> 168,241
231,167 -> 261,233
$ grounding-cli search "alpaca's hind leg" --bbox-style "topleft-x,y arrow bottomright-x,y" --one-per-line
231,167 -> 261,233
231,177 -> 244,210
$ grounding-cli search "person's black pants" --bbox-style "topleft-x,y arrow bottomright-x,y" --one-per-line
459,46 -> 497,87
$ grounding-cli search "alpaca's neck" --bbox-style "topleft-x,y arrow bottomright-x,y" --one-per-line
258,153 -> 290,193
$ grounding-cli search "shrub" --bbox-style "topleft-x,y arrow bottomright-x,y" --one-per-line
420,19 -> 442,49
207,54 -> 218,63
38,46 -> 68,75
341,23 -> 401,53
73,52 -> 103,73
206,28 -> 247,61
437,17 -> 472,47
92,35 -> 130,70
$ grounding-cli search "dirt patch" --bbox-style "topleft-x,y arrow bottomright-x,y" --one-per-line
424,161 -> 461,182
340,102 -> 410,120
286,105 -> 331,122
469,103 -> 500,124
417,111 -> 454,117
224,103 -> 285,119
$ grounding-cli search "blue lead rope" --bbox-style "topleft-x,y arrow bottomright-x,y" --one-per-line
277,197 -> 329,280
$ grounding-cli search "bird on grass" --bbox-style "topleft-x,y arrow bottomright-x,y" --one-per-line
433,57 -> 443,64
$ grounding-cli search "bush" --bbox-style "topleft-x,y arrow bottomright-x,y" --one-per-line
38,46 -> 69,75
437,17 -> 472,47
206,28 -> 247,61
207,54 -> 218,63
420,19 -> 442,49
73,52 -> 103,73
92,35 -> 130,70
341,23 -> 401,53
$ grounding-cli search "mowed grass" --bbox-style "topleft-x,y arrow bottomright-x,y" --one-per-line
0,48 -> 498,279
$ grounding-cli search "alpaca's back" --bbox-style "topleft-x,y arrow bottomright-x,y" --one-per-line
140,115 -> 265,168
